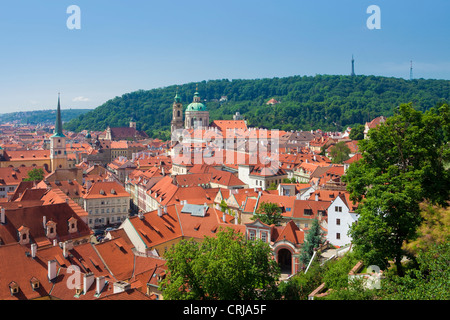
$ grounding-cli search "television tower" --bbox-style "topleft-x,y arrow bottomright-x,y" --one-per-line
351,55 -> 355,76
410,60 -> 413,80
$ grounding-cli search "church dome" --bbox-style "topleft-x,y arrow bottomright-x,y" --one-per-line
186,102 -> 207,112
185,90 -> 207,112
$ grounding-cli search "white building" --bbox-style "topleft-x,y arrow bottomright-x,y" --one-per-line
326,194 -> 359,247
83,181 -> 130,228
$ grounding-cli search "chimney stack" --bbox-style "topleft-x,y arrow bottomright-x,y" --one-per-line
43,216 -> 47,229
157,206 -> 162,217
0,207 -> 5,224
113,281 -> 131,294
164,205 -> 168,214
31,243 -> 37,258
63,240 -> 73,258
83,273 -> 95,294
96,276 -> 106,296
48,260 -> 57,282
315,193 -> 319,201
138,211 -> 144,220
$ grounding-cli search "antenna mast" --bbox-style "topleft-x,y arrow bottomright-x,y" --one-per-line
410,60 -> 413,80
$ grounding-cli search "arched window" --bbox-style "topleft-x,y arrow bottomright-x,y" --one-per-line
177,110 -> 181,117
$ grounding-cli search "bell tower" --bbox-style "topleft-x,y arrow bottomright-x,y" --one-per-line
171,88 -> 184,140
50,93 -> 68,172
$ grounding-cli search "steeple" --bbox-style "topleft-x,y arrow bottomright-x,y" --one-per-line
193,84 -> 201,103
52,93 -> 65,138
174,86 -> 181,103
351,55 -> 355,76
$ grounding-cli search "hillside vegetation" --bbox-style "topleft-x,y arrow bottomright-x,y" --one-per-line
64,75 -> 450,139
0,109 -> 92,126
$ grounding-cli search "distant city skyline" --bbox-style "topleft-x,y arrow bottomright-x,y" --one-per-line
0,0 -> 449,113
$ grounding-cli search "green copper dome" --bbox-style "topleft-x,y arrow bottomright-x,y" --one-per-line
186,89 -> 207,111
186,102 -> 207,111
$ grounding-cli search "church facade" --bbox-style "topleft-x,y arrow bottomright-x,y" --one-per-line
171,87 -> 210,139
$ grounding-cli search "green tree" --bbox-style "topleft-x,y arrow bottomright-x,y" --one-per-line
24,168 -> 45,182
329,141 -> 351,164
160,228 -> 280,300
380,241 -> 450,300
219,199 -> 228,213
278,261 -> 325,300
252,201 -> 283,226
349,124 -> 365,140
343,103 -> 450,276
299,218 -> 326,266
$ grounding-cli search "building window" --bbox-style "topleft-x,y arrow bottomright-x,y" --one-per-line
335,206 -> 342,212
249,230 -> 256,241
336,233 -> 341,239
336,218 -> 341,225
261,232 -> 267,243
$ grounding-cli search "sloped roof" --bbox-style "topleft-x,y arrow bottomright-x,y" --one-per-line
83,181 -> 130,200
0,202 -> 92,247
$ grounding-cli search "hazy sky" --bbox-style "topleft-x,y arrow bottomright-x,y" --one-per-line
0,0 -> 449,113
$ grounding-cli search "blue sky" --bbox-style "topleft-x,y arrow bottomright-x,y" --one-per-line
0,0 -> 449,113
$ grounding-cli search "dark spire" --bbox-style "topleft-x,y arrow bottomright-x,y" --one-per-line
52,93 -> 65,138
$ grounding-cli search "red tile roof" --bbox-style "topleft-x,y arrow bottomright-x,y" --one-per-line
83,181 -> 130,200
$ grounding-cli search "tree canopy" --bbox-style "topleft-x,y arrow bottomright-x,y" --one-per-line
64,75 -> 450,139
160,228 -> 280,300
24,168 -> 45,182
251,201 -> 283,226
299,218 -> 326,266
343,103 -> 450,275
329,141 -> 351,164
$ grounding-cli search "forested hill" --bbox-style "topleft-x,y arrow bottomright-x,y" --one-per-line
64,75 -> 450,140
0,109 -> 92,125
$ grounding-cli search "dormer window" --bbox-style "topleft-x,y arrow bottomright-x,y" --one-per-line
68,217 -> 78,233
30,277 -> 40,291
46,221 -> 57,238
9,281 -> 19,295
18,225 -> 30,245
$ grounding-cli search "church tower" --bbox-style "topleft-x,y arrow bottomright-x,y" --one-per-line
171,88 -> 184,139
50,93 -> 68,172
184,85 -> 209,130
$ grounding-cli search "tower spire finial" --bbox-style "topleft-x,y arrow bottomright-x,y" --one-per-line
52,92 -> 65,137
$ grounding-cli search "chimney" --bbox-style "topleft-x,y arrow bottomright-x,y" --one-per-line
63,240 -> 73,258
163,205 -> 168,214
0,207 -> 5,224
222,211 -> 226,223
157,206 -> 162,217
96,276 -> 106,296
113,281 -> 131,294
43,216 -> 47,229
83,273 -> 95,294
53,239 -> 58,246
315,193 -> 319,201
138,211 -> 144,220
31,243 -> 37,258
48,260 -> 57,282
